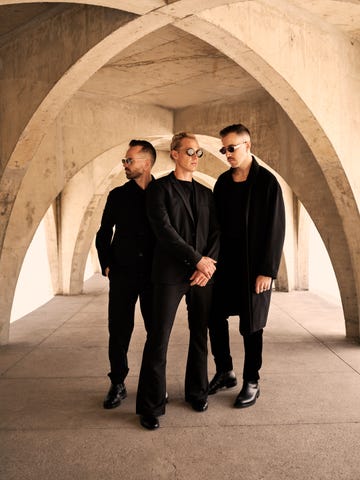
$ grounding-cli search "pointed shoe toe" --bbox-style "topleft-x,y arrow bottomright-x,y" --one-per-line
234,382 -> 260,409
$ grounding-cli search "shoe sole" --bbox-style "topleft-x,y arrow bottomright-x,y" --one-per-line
103,400 -> 121,409
233,389 -> 260,409
209,379 -> 237,395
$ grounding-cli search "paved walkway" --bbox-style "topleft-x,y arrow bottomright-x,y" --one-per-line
1,274 -> 360,479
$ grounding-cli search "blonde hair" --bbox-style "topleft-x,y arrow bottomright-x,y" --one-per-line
170,132 -> 197,159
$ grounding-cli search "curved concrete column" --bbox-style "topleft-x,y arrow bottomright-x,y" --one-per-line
0,5 -> 136,249
0,96 -> 172,343
0,0 -> 233,209
174,9 -> 360,337
0,3 -> 176,344
177,97 -> 358,337
296,202 -> 310,291
1,0 -> 359,345
0,0 -> 235,259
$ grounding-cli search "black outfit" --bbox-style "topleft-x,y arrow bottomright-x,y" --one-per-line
136,172 -> 220,417
209,157 -> 285,381
95,179 -> 154,385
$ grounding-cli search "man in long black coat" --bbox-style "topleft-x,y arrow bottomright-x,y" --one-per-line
136,132 -> 220,430
208,123 -> 285,408
96,139 -> 156,410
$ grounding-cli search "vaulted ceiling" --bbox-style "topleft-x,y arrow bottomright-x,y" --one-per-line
1,1 -> 359,111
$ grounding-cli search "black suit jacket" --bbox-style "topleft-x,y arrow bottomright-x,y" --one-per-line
146,172 -> 220,284
95,179 -> 154,276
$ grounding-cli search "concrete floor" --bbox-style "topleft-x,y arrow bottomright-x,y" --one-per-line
1,274 -> 360,480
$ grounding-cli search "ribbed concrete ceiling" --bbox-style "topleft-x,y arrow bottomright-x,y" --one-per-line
1,1 -> 359,110
79,25 -> 266,109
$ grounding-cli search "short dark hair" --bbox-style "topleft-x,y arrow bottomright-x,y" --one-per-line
219,124 -> 251,138
129,139 -> 156,165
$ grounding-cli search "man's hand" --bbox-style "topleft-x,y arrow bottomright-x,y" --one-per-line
105,267 -> 110,277
196,257 -> 217,279
190,270 -> 209,287
255,275 -> 272,294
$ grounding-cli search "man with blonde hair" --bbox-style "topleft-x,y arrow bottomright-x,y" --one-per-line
136,132 -> 220,430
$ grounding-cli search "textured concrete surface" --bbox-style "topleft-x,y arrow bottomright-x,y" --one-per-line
1,274 -> 360,479
1,1 -> 360,345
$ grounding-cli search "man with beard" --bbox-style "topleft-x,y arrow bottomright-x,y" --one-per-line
96,139 -> 156,409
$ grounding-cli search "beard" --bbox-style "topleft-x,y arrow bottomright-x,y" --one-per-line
125,169 -> 142,179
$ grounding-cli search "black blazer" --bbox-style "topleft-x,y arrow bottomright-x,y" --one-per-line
146,172 -> 220,284
95,179 -> 154,276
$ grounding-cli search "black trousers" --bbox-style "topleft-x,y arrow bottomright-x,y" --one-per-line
107,270 -> 152,385
208,311 -> 263,382
136,283 -> 212,417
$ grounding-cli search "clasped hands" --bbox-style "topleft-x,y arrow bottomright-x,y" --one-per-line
189,261 -> 272,291
190,256 -> 217,287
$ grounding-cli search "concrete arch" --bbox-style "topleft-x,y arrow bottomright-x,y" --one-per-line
0,1 -> 165,13
66,132 -> 292,299
54,138 -> 220,297
0,0 -> 241,15
65,143 -> 176,295
172,7 -> 359,337
0,99 -> 173,343
0,0 -> 359,343
0,5 -> 135,247
0,0 -> 237,250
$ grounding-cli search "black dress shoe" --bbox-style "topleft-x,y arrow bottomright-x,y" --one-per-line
140,415 -> 159,430
208,370 -> 237,395
103,383 -> 127,409
188,399 -> 208,412
234,381 -> 260,408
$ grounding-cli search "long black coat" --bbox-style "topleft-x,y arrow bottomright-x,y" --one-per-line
214,157 -> 285,334
146,172 -> 220,284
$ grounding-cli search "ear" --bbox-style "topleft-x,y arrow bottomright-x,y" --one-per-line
144,157 -> 152,171
171,149 -> 178,161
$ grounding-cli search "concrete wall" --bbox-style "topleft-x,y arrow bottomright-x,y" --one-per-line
0,0 -> 359,343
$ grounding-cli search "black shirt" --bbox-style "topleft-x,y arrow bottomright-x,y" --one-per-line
177,179 -> 197,225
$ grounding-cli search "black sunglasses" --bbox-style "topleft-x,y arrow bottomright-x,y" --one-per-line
219,141 -> 248,155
